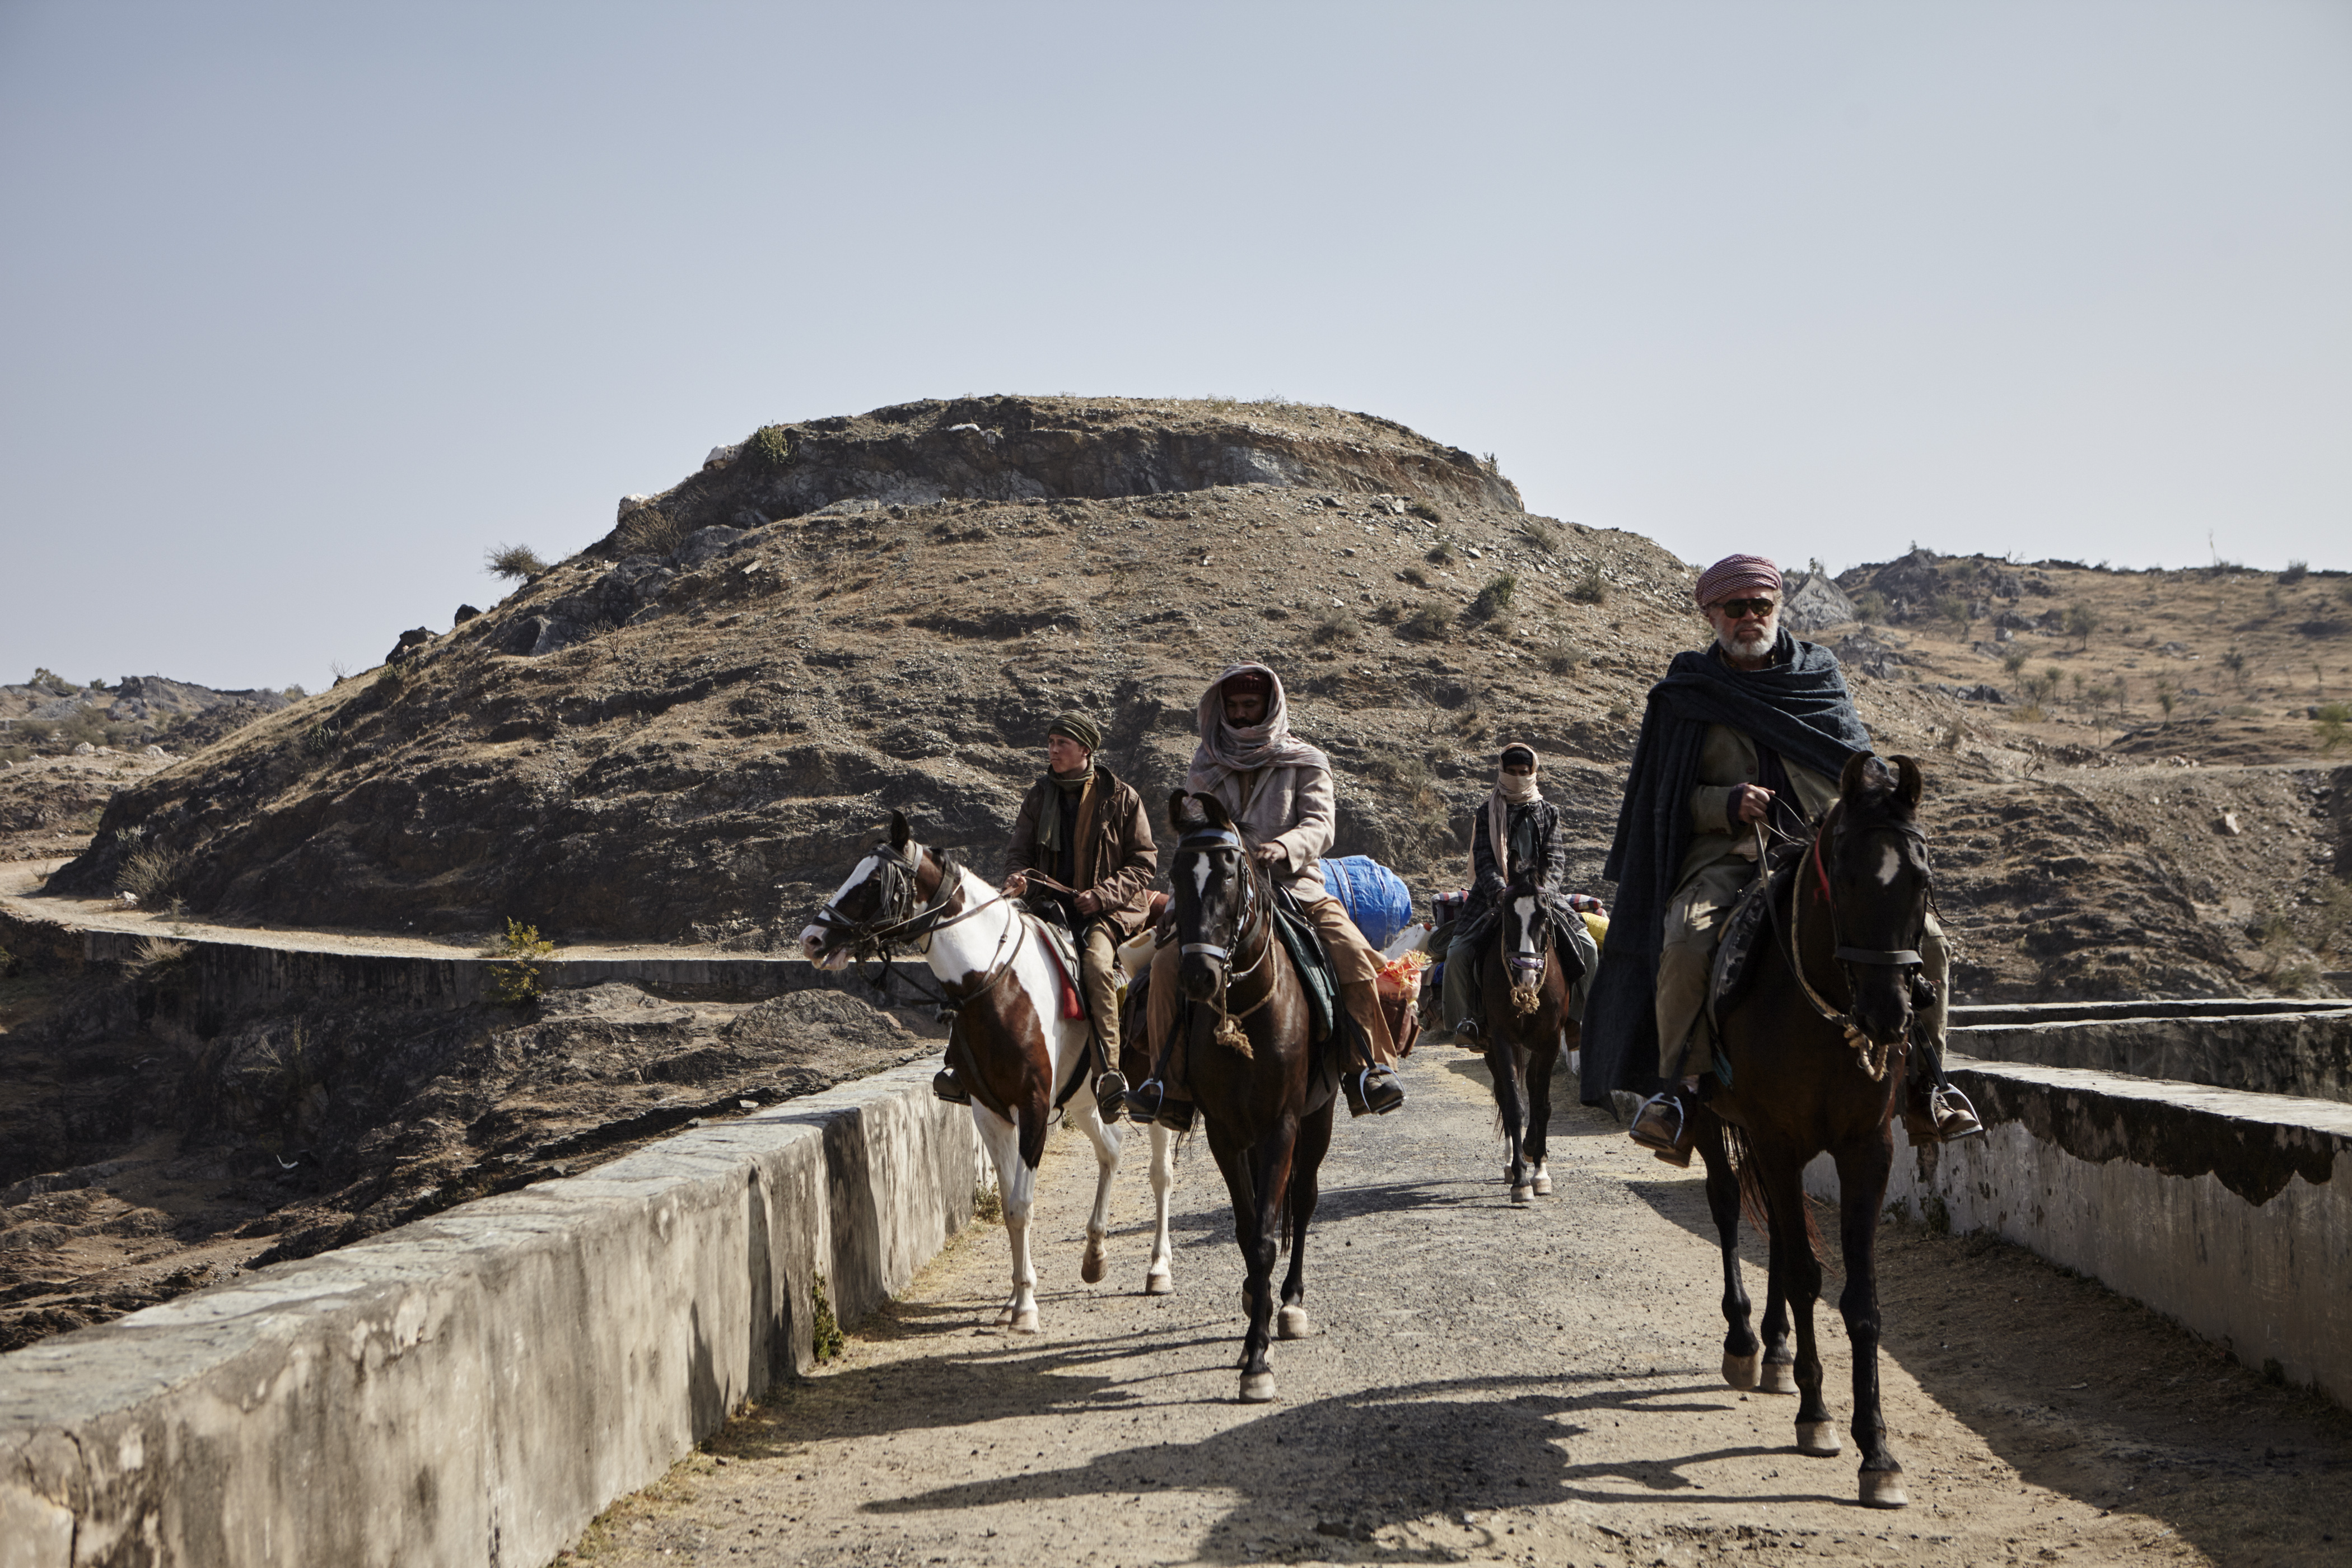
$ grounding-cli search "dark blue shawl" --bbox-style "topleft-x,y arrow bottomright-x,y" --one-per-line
1579,631 -> 1873,1106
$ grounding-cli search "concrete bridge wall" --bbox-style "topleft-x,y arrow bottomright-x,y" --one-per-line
0,1063 -> 988,1568
1806,1059 -> 2352,1408
1947,1001 -> 2352,1105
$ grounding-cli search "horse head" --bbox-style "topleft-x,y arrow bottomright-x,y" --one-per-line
800,809 -> 925,971
1167,790 -> 1254,1005
1500,874 -> 1550,1015
1827,754 -> 1930,1048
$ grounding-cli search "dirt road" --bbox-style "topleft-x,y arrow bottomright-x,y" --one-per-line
505,1053 -> 2348,1564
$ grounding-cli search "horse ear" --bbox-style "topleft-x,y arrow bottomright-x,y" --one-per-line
1838,752 -> 1875,796
1166,790 -> 1190,830
1196,792 -> 1234,829
1891,754 -> 1924,807
888,810 -> 912,850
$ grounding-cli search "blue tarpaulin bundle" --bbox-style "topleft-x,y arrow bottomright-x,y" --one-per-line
1320,856 -> 1415,949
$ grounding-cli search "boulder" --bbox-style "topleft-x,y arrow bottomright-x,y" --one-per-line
1780,570 -> 1860,632
676,525 -> 747,568
384,628 -> 433,663
454,604 -> 482,625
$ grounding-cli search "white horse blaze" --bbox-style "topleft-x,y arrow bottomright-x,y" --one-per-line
1871,843 -> 1902,887
1510,894 -> 1541,955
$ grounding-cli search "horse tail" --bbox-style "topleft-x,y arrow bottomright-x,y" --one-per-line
1718,1121 -> 1825,1261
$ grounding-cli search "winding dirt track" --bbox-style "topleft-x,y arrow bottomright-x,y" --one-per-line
542,1052 -> 2347,1565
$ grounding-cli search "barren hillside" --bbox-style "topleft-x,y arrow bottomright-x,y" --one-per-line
32,395 -> 2350,1001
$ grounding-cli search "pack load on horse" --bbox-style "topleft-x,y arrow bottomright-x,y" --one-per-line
800,810 -> 1174,1334
1155,789 -> 1340,1403
1581,550 -> 1987,1506
1122,664 -> 1407,1127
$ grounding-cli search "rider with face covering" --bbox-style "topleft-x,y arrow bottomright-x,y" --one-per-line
1587,553 -> 1982,1165
1129,663 -> 1407,1123
1439,744 -> 1599,1044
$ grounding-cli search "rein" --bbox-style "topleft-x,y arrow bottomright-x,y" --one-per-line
810,840 -> 1026,1012
1784,802 -> 1933,1081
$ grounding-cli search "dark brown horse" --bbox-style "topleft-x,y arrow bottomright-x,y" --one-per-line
1164,791 -> 1336,1403
1695,753 -> 1936,1510
1474,876 -> 1584,1205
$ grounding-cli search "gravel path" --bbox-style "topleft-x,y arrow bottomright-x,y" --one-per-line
529,1050 -> 2348,1564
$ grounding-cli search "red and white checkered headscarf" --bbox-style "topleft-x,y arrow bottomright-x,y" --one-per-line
1693,554 -> 1782,607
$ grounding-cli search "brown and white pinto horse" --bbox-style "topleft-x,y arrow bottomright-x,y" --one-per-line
1165,791 -> 1336,1404
800,811 -> 1173,1334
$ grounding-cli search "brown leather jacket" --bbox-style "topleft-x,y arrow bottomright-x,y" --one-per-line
1002,766 -> 1159,936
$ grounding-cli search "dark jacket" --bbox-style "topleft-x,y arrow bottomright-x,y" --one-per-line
1003,765 -> 1159,936
1459,798 -> 1579,948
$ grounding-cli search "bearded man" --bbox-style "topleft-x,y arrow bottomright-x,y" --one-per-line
1130,664 -> 1407,1124
932,712 -> 1155,1113
1581,554 -> 1982,1163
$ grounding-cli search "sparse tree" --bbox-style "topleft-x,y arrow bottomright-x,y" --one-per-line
486,543 -> 549,581
2066,604 -> 2098,648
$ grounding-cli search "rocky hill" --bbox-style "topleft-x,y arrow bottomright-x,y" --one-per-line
42,395 -> 2352,1002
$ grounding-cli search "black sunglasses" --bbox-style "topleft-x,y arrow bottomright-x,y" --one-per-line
1712,597 -> 1777,620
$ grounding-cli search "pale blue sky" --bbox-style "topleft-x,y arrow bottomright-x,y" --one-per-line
4,2 -> 2346,690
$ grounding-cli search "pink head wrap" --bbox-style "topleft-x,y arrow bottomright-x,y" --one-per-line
1693,554 -> 1783,608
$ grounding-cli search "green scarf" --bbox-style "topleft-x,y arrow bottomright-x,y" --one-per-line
1034,767 -> 1094,853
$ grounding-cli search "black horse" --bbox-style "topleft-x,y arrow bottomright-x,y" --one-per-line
1473,876 -> 1584,1205
1164,791 -> 1336,1404
1693,753 -> 1936,1510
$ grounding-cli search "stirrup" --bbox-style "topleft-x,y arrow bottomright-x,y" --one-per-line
1628,1090 -> 1684,1156
1930,1085 -> 1986,1142
1452,1019 -> 1483,1049
1343,1066 -> 1406,1118
1093,1070 -> 1128,1122
931,1068 -> 972,1107
1124,1077 -> 1194,1133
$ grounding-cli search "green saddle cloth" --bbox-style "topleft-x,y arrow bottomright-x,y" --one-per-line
1271,893 -> 1340,1046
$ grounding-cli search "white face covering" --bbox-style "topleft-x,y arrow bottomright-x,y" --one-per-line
1497,767 -> 1541,804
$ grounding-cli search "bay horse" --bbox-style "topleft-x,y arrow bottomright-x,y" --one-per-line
1693,753 -> 1936,1509
1164,791 -> 1335,1403
800,810 -> 1173,1334
1474,877 -> 1584,1205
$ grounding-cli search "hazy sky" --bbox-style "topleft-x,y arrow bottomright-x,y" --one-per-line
4,2 -> 2346,690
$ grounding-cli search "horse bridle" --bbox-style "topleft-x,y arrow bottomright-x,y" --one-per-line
1785,799 -> 1934,1080
808,839 -> 1024,1009
1174,827 -> 1277,1033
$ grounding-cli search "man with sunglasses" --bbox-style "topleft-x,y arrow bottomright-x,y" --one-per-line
1582,554 -> 1983,1164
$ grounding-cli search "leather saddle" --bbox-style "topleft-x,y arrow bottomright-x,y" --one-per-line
1706,844 -> 1805,1037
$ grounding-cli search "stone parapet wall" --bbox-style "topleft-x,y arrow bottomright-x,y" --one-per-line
0,1063 -> 986,1568
1948,1005 -> 2352,1104
1805,1060 -> 2351,1408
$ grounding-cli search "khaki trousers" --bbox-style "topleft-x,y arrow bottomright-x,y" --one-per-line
1654,858 -> 1949,1080
1144,893 -> 1397,1090
1080,923 -> 1121,1058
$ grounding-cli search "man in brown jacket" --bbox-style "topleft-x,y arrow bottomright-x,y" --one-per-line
933,712 -> 1157,1112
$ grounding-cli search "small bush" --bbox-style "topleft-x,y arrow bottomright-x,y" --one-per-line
2281,559 -> 2309,584
125,935 -> 193,986
811,1272 -> 845,1361
1312,608 -> 1360,645
1400,604 -> 1454,641
1465,574 -> 1518,624
2001,648 -> 2029,676
2066,604 -> 2099,647
119,844 -> 188,904
483,917 -> 556,1005
2317,701 -> 2350,754
1567,567 -> 1609,605
617,506 -> 689,558
1607,700 -> 1631,721
1407,500 -> 1443,524
299,721 -> 339,758
1426,542 -> 1457,567
486,543 -> 549,581
971,1179 -> 1003,1225
1399,564 -> 1430,588
747,424 -> 793,469
1543,637 -> 1586,675
1852,589 -> 1887,622
374,663 -> 412,699
1522,520 -> 1557,552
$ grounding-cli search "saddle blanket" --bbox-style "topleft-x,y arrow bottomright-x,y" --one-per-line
1032,917 -> 1088,1021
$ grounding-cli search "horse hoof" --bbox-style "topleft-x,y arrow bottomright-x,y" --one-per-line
1144,1268 -> 1173,1296
1080,1253 -> 1107,1286
1759,1360 -> 1799,1396
1239,1371 -> 1278,1403
1510,1185 -> 1534,1206
1531,1172 -> 1552,1196
1722,1350 -> 1761,1389
1796,1421 -> 1842,1457
1859,1469 -> 1910,1509
1277,1305 -> 1312,1340
992,1306 -> 1014,1328
1011,1309 -> 1040,1335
